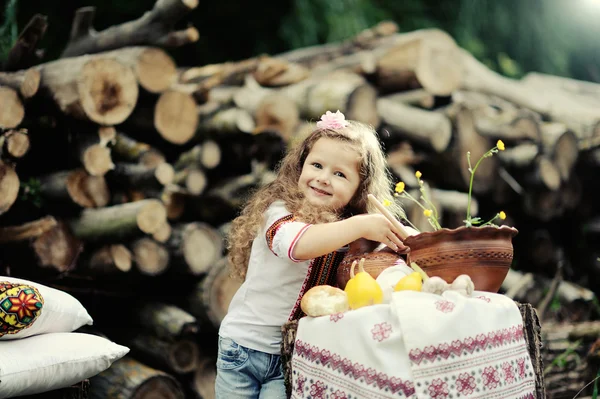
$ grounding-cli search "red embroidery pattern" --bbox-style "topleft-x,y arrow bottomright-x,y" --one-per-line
331,390 -> 347,399
371,322 -> 392,342
476,295 -> 492,302
265,214 -> 295,254
482,366 -> 501,389
294,340 -> 415,397
329,312 -> 344,322
517,358 -> 526,378
428,378 -> 449,399
409,325 -> 524,365
310,381 -> 327,398
456,373 -> 476,395
295,375 -> 306,396
503,361 -> 516,384
435,300 -> 455,313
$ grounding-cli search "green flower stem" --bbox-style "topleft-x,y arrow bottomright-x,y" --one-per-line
466,147 -> 498,227
479,213 -> 500,227
399,192 -> 442,230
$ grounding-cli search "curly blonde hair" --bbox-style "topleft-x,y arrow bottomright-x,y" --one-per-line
227,121 -> 404,280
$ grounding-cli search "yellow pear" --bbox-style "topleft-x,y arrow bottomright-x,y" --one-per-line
344,258 -> 383,309
394,272 -> 423,292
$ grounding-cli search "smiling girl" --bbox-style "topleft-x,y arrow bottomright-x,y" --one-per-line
215,111 -> 410,398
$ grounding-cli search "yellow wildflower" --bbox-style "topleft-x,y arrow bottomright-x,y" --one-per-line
383,199 -> 392,207
497,140 -> 505,151
395,182 -> 405,194
499,211 -> 506,220
423,209 -> 433,217
415,171 -> 422,179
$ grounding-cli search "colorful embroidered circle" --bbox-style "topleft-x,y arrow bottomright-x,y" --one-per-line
0,282 -> 44,337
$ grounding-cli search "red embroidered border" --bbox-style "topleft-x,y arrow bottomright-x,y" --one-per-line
408,324 -> 525,365
265,214 -> 295,255
294,339 -> 416,397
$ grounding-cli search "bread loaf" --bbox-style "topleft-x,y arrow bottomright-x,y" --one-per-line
300,285 -> 349,317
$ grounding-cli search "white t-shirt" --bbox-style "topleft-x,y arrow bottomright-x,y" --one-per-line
219,200 -> 315,354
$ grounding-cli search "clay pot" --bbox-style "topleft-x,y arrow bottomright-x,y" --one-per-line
336,239 -> 404,290
336,225 -> 518,293
403,226 -> 518,292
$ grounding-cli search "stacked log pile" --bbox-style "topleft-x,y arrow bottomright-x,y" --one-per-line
1,2 -> 599,397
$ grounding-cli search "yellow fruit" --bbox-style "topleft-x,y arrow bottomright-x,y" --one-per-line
394,272 -> 423,292
344,258 -> 383,309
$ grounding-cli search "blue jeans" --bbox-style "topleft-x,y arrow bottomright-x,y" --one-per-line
215,336 -> 286,399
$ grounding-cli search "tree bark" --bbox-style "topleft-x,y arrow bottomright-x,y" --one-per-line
377,98 -> 451,152
62,0 -> 199,57
0,215 -> 57,243
39,169 -> 110,208
112,132 -> 166,167
79,244 -> 132,274
89,357 -> 185,399
126,334 -> 199,374
68,199 -> 167,240
460,49 -> 600,139
36,55 -> 139,125
138,302 -> 199,340
110,162 -> 175,191
3,14 -> 48,72
282,71 -> 380,127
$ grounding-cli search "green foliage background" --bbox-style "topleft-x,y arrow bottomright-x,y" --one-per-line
1,0 -> 599,82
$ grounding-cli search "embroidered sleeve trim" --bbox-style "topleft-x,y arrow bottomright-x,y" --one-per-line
266,214 -> 295,255
288,224 -> 312,262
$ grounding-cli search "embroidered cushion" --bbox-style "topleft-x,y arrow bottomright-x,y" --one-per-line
0,276 -> 92,340
0,332 -> 129,397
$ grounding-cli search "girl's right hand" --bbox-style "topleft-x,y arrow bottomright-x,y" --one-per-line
351,213 -> 407,252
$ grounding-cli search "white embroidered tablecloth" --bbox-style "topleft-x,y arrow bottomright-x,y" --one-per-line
291,291 -> 537,399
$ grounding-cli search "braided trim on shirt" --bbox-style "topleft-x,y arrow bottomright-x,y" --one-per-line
265,214 -> 295,256
288,250 -> 346,321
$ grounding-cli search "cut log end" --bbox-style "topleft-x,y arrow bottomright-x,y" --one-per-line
0,87 -> 25,129
200,140 -> 221,169
79,58 -> 139,125
416,42 -> 462,96
152,222 -> 172,243
82,144 -> 114,176
155,91 -> 198,144
183,0 -> 199,9
136,48 -> 177,93
98,126 -> 117,146
21,68 -> 41,98
132,238 -> 169,276
537,156 -> 562,191
3,130 -> 30,159
111,244 -> 133,272
66,169 -> 110,208
32,221 -> 82,272
169,340 -> 199,374
183,224 -> 223,275
137,200 -> 168,234
0,162 -> 20,215
347,84 -> 380,128
155,163 -> 175,185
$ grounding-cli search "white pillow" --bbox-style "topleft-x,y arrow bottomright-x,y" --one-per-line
0,276 -> 93,340
0,332 -> 129,397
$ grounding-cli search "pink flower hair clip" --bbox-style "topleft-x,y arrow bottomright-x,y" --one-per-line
316,110 -> 349,130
